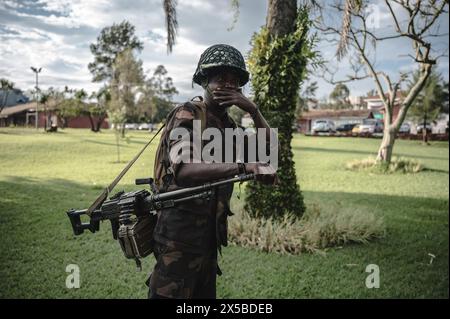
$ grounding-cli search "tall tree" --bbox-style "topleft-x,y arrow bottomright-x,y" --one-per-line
146,65 -> 178,123
147,65 -> 178,100
136,82 -> 155,123
329,83 -> 351,109
245,1 -> 317,219
409,69 -> 446,143
88,20 -> 144,82
151,97 -> 174,123
57,87 -> 77,128
135,65 -> 179,124
88,87 -> 110,132
109,48 -> 145,137
316,0 -> 448,163
57,87 -> 87,128
296,80 -> 318,118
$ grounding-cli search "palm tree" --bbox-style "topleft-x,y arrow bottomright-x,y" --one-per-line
163,0 -> 178,53
336,0 -> 363,60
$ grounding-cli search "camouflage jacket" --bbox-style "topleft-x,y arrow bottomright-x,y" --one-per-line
153,97 -> 239,254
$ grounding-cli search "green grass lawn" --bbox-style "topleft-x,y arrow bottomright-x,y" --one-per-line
0,128 -> 448,298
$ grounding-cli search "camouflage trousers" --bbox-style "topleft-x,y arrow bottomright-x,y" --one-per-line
147,243 -> 218,299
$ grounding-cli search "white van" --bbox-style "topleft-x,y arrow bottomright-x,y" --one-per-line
312,120 -> 335,134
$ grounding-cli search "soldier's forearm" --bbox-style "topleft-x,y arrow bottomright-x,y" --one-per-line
251,108 -> 273,141
176,163 -> 240,187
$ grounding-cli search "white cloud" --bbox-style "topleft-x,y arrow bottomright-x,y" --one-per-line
2,0 -> 25,9
0,0 -> 448,104
36,0 -> 73,15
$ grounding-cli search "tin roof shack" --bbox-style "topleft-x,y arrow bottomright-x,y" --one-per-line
298,109 -> 376,134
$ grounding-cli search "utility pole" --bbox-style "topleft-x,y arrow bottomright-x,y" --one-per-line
30,67 -> 42,129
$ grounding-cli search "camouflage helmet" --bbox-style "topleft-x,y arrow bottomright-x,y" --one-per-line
193,44 -> 249,87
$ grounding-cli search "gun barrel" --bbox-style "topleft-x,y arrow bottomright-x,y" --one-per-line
148,173 -> 255,203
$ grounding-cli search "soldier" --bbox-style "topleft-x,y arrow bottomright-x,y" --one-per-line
148,44 -> 277,299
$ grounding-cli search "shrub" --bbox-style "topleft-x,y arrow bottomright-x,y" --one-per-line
346,156 -> 424,174
228,202 -> 385,255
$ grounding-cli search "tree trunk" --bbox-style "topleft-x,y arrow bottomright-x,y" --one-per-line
266,0 -> 297,37
121,122 -> 126,138
245,0 -> 307,219
44,106 -> 49,131
115,132 -> 121,163
95,115 -> 105,132
88,113 -> 96,132
376,126 -> 396,163
422,113 -> 428,144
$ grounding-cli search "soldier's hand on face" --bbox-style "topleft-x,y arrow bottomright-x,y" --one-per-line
244,163 -> 279,186
212,87 -> 258,115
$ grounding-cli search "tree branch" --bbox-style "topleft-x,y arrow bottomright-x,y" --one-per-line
419,0 -> 447,36
349,28 -> 388,109
385,0 -> 402,33
393,64 -> 432,129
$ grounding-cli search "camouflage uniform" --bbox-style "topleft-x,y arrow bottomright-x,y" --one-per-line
148,98 -> 238,299
148,44 -> 251,299
148,242 -> 218,299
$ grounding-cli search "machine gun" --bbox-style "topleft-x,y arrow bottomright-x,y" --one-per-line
66,173 -> 255,269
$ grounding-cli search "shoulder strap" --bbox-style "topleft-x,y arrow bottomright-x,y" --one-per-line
187,98 -> 207,133
86,124 -> 165,216
155,99 -> 207,192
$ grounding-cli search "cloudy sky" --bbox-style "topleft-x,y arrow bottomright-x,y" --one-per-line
0,0 -> 448,103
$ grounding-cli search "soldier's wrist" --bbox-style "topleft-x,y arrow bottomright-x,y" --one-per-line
249,106 -> 259,119
237,162 -> 247,175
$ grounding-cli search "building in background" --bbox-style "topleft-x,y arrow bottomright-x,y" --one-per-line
0,101 -> 109,129
348,96 -> 366,110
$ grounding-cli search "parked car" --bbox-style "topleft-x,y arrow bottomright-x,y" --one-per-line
138,123 -> 153,131
312,120 -> 335,134
398,123 -> 411,134
416,123 -> 432,134
125,123 -> 138,130
352,124 -> 361,135
359,119 -> 383,134
336,123 -> 357,133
